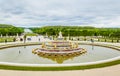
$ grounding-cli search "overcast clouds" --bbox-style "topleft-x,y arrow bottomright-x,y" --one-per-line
0,0 -> 120,27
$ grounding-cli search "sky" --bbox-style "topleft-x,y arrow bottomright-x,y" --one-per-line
0,0 -> 120,27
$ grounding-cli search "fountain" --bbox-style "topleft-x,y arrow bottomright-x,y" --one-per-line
32,31 -> 87,63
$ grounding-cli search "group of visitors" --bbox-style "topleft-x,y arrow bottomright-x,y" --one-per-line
4,38 -> 16,43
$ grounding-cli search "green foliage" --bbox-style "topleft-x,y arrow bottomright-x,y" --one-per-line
0,24 -> 14,28
31,26 -> 120,38
26,33 -> 38,36
0,37 -> 15,42
0,24 -> 24,36
0,59 -> 119,71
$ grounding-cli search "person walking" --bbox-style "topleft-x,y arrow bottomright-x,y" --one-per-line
5,39 -> 7,43
39,38 -> 40,41
91,38 -> 94,43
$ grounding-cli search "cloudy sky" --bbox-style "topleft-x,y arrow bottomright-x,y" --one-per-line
0,0 -> 120,27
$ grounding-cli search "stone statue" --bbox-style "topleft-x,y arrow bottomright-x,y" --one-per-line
58,31 -> 63,38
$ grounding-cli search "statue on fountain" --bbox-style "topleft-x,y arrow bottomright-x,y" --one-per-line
32,31 -> 87,64
57,31 -> 64,40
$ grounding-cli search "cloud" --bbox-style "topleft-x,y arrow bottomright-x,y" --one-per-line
0,0 -> 120,27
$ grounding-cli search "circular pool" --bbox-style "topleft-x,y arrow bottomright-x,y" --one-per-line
0,44 -> 120,65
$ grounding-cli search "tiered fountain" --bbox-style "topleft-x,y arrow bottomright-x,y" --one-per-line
32,31 -> 87,63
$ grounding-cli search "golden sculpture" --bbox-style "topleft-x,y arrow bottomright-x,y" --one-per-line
33,31 -> 87,64
42,42 -> 45,48
54,43 -> 57,49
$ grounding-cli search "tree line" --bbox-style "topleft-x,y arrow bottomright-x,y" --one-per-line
30,26 -> 120,38
0,24 -> 24,36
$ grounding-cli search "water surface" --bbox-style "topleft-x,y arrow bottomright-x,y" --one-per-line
0,45 -> 120,64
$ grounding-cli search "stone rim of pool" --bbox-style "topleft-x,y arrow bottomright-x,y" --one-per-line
0,56 -> 120,67
0,42 -> 120,69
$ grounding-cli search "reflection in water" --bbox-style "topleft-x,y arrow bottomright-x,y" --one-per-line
37,52 -> 87,64
0,45 -> 120,64
24,46 -> 26,48
92,45 -> 94,50
19,50 -> 21,54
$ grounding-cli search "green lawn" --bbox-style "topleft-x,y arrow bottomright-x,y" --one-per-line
71,37 -> 119,43
0,59 -> 120,71
26,33 -> 38,36
0,37 -> 15,43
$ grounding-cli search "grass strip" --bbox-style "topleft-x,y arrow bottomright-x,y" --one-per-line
0,59 -> 119,71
